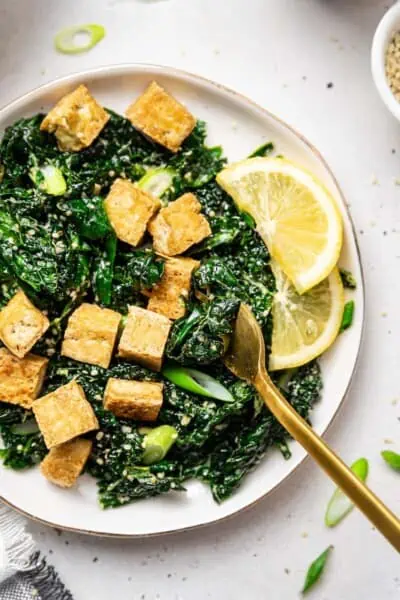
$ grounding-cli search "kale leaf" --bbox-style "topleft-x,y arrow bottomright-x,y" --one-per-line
194,255 -> 274,327
109,249 -> 165,313
0,403 -> 47,469
114,250 -> 165,292
170,121 -> 226,194
92,233 -> 117,306
0,208 -> 58,294
68,196 -> 112,240
166,298 -> 239,365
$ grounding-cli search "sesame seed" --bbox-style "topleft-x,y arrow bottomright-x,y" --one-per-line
385,32 -> 400,100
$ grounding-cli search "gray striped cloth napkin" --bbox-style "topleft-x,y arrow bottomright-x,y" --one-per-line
0,503 -> 73,599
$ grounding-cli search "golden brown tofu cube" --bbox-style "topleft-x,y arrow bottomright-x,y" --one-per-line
104,178 -> 160,247
104,378 -> 163,421
126,81 -> 196,152
40,84 -> 109,152
0,348 -> 48,409
61,303 -> 121,369
40,438 -> 92,488
148,193 -> 211,256
118,306 -> 171,372
0,290 -> 49,358
33,380 -> 99,449
148,257 -> 200,320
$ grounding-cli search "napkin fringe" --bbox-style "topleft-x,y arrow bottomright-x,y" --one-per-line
22,552 -> 73,600
0,504 -> 35,575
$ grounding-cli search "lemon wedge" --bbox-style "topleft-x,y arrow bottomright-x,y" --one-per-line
217,157 -> 343,294
269,261 -> 344,371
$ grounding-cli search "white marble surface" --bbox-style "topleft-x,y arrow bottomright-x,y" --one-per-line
0,0 -> 399,598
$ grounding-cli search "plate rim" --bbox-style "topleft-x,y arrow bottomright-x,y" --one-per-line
0,63 -> 365,538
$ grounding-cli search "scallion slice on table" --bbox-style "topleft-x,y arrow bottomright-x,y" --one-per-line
302,545 -> 333,594
29,165 -> 66,196
162,364 -> 234,402
141,425 -> 178,466
381,450 -> 400,471
54,24 -> 105,54
137,167 -> 176,199
324,457 -> 369,527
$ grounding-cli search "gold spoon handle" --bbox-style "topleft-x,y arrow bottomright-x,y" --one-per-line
255,370 -> 400,552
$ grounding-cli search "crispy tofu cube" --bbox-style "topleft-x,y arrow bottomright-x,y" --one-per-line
104,178 -> 160,247
40,84 -> 109,152
148,257 -> 199,320
61,303 -> 121,369
0,290 -> 50,358
0,348 -> 48,409
33,380 -> 99,449
118,306 -> 171,372
126,81 -> 196,152
104,378 -> 163,421
148,193 -> 211,256
40,438 -> 92,488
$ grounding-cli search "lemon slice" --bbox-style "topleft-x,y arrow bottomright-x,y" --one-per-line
269,261 -> 344,371
217,157 -> 343,293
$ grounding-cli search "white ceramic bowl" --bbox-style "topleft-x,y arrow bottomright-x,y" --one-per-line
371,2 -> 400,120
0,65 -> 364,537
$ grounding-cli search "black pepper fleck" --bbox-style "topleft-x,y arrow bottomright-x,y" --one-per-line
383,231 -> 388,236
326,82 -> 334,89
392,149 -> 396,154
93,557 -> 98,563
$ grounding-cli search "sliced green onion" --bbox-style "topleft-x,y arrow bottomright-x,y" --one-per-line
162,364 -> 234,402
248,141 -> 274,158
29,165 -> 66,196
137,167 -> 175,199
142,425 -> 178,466
339,268 -> 357,289
381,450 -> 400,471
340,300 -> 355,333
11,420 -> 40,436
302,546 -> 333,594
276,440 -> 291,460
55,24 -> 105,55
325,457 -> 368,527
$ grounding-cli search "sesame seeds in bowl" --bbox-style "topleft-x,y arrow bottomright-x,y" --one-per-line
372,3 -> 400,122
385,32 -> 400,102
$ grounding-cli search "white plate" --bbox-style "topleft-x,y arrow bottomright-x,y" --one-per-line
0,64 -> 364,537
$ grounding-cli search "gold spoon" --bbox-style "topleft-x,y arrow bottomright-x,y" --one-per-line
224,303 -> 400,552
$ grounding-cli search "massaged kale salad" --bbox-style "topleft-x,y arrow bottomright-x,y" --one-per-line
0,83 -> 328,509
